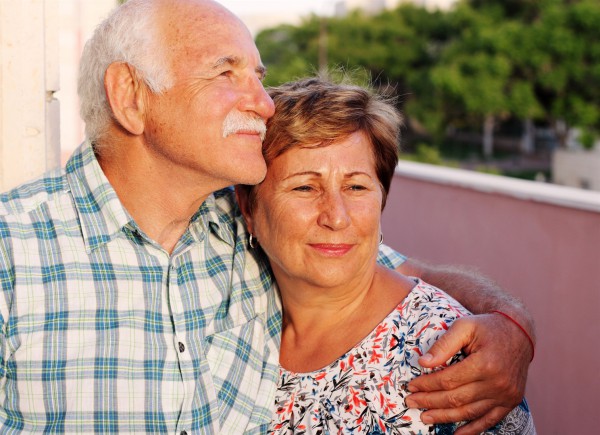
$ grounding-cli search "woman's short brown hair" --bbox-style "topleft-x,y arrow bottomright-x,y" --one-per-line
240,76 -> 403,211
266,77 -> 402,207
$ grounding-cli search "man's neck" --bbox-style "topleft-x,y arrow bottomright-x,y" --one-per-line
95,137 -> 214,254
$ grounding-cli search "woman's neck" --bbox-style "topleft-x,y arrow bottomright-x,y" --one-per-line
277,265 -> 415,373
278,270 -> 376,334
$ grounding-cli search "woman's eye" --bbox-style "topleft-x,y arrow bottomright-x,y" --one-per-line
348,184 -> 367,191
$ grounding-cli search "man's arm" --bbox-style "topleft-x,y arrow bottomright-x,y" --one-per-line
399,258 -> 535,435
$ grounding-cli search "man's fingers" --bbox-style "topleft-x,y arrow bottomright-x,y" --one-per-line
408,352 -> 485,393
416,399 -> 508,427
405,381 -> 487,410
405,313 -> 531,431
416,317 -> 475,368
454,407 -> 513,435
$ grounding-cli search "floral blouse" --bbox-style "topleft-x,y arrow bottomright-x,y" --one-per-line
269,279 -> 536,434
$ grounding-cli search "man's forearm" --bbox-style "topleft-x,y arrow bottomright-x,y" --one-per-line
397,258 -> 536,345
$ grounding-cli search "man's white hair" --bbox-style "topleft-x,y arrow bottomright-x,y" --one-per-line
77,0 -> 173,145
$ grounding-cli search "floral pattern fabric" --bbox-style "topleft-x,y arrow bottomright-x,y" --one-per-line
269,279 -> 536,434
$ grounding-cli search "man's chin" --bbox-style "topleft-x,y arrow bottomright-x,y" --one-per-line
243,169 -> 267,186
233,162 -> 267,186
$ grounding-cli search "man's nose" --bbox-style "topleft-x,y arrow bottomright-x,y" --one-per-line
238,75 -> 275,120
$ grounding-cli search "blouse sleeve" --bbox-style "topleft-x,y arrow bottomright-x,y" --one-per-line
402,282 -> 471,376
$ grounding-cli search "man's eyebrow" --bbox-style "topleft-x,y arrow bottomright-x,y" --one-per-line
212,55 -> 239,69
211,56 -> 267,79
256,65 -> 267,80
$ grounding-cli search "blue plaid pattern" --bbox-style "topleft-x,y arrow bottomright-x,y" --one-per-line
0,141 -> 405,434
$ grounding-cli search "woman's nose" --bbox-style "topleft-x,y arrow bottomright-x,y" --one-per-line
317,192 -> 351,230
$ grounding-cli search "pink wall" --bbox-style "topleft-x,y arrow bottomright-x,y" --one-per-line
382,171 -> 600,434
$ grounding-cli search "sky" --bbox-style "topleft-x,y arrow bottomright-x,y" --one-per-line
213,0 -> 338,35
215,0 -> 331,16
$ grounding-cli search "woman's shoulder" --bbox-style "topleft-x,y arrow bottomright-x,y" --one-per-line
372,270 -> 472,351
402,278 -> 472,323
398,279 -> 472,372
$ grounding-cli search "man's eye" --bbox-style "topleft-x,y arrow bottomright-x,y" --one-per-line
293,185 -> 314,192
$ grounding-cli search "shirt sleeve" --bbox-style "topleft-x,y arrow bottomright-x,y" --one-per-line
0,232 -> 12,381
376,243 -> 407,269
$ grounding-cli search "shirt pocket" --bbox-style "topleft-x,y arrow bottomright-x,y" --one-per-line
204,313 -> 276,433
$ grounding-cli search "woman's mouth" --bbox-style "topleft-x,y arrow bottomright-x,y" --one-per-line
308,243 -> 354,257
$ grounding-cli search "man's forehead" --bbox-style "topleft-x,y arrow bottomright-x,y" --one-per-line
156,0 -> 264,72
159,0 -> 252,46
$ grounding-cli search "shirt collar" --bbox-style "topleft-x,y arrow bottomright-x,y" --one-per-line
211,187 -> 237,246
187,187 -> 237,248
66,141 -> 235,252
65,141 -> 133,252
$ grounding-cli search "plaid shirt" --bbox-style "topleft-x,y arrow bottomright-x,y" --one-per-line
0,141 -> 405,434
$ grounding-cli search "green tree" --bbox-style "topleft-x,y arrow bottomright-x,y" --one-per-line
464,0 -> 600,148
532,0 -> 600,146
255,20 -> 320,86
255,0 -> 600,155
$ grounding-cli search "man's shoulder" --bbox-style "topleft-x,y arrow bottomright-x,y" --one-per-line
0,167 -> 69,217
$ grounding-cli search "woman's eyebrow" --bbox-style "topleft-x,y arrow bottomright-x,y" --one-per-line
282,171 -> 373,181
282,171 -> 322,181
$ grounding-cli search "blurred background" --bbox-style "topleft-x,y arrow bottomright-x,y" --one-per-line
1,0 -> 599,433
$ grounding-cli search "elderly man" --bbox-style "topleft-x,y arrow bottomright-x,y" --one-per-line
0,0 -> 534,433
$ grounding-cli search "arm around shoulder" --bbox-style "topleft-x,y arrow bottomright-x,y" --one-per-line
397,258 -> 535,348
398,258 -> 535,434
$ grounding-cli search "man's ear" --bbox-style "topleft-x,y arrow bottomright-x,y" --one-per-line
234,186 -> 254,233
104,62 -> 146,135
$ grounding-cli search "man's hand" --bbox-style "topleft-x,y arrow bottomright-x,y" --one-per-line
405,313 -> 532,435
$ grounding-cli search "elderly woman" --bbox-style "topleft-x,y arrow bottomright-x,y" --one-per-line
236,77 -> 535,434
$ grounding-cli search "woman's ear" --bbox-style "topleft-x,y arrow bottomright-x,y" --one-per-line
234,186 -> 254,233
104,62 -> 146,135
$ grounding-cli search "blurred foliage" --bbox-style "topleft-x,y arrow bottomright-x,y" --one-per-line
473,165 -> 503,175
400,143 -> 459,167
579,129 -> 597,150
256,0 -> 600,157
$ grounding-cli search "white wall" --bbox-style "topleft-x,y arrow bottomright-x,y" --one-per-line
553,148 -> 600,191
0,0 -> 60,192
0,0 -> 115,192
57,0 -> 115,162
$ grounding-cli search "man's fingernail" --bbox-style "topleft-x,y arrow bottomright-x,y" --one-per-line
405,397 -> 416,407
421,353 -> 433,363
407,384 -> 419,393
421,415 -> 434,424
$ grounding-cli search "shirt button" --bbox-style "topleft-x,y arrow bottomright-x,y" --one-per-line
178,342 -> 185,353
